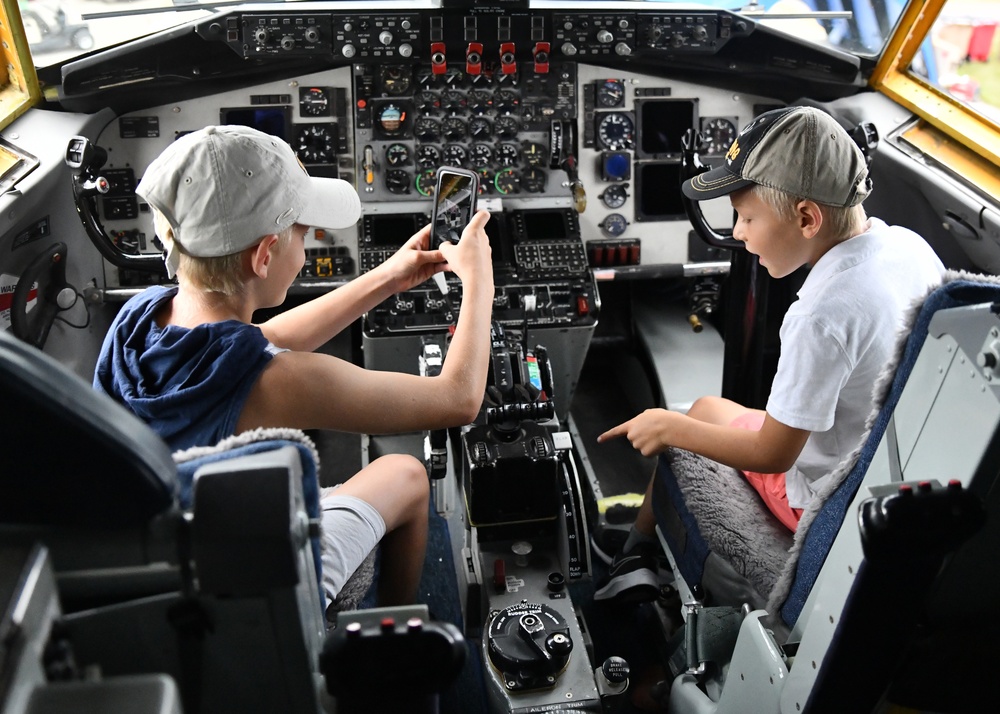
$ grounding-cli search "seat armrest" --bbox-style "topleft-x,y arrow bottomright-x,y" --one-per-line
191,446 -> 312,597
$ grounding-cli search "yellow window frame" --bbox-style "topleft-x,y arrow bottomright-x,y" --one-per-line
0,0 -> 42,132
871,0 -> 1000,199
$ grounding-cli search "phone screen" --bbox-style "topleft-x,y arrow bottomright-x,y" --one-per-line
432,168 -> 478,246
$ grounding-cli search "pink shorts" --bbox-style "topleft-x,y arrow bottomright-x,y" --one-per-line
730,412 -> 803,532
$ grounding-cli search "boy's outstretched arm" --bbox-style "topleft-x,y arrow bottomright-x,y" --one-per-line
261,216 -> 478,352
239,212 -> 494,435
599,408 -> 810,474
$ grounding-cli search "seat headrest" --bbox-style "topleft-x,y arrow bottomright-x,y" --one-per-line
0,330 -> 177,527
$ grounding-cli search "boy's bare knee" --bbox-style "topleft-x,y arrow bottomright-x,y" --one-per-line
687,396 -> 720,419
375,453 -> 429,502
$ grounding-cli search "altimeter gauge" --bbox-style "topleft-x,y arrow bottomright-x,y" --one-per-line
294,124 -> 337,164
700,117 -> 738,155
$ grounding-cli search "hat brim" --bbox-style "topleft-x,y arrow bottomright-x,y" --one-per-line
298,177 -> 362,230
681,165 -> 755,201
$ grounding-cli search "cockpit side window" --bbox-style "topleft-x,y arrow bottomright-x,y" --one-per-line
0,0 -> 42,132
871,0 -> 1000,201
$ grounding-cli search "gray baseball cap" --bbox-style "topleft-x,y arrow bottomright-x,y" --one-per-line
136,125 -> 361,278
682,106 -> 871,207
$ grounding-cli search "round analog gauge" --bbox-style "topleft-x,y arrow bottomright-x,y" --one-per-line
495,116 -> 519,139
416,144 -> 441,168
385,143 -> 410,166
470,90 -> 493,114
494,168 -> 518,195
495,89 -> 519,114
602,213 -> 629,237
596,79 -> 625,108
495,71 -> 517,87
380,65 -> 412,95
443,91 -> 466,112
601,183 -> 628,209
522,167 -> 546,193
299,87 -> 330,117
416,168 -> 437,196
469,71 -> 492,87
468,117 -> 492,139
377,103 -> 408,136
294,125 -> 337,164
442,117 -> 467,141
443,144 -> 468,166
414,117 -> 440,141
416,90 -> 440,112
476,169 -> 494,194
470,143 -> 493,167
700,117 -> 738,155
415,68 -> 436,86
385,168 -> 412,194
597,112 -> 634,150
523,142 -> 548,167
498,143 -> 520,167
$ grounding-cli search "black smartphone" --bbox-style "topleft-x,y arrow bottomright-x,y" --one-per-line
431,166 -> 479,246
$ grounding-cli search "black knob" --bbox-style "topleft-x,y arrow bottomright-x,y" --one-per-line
602,655 -> 630,684
547,572 -> 565,592
545,632 -> 573,656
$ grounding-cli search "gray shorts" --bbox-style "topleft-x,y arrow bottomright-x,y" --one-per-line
319,489 -> 386,608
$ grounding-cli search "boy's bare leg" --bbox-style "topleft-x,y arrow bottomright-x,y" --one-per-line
336,454 -> 430,605
631,396 -> 757,538
686,395 -> 757,426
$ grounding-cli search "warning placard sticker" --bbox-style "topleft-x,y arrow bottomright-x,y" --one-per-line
0,274 -> 38,331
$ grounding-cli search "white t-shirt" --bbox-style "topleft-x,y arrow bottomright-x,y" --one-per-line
766,217 -> 946,508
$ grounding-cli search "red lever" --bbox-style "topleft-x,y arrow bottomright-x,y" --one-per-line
466,42 -> 483,75
431,42 -> 447,75
533,42 -> 550,73
499,42 -> 516,75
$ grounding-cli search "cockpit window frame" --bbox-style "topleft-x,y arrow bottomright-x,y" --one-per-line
870,0 -> 1000,194
0,0 -> 42,132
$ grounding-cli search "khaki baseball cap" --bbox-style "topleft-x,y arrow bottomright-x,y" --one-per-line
136,125 -> 361,278
682,106 -> 871,207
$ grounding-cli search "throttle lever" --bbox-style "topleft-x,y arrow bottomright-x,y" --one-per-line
489,321 -> 515,397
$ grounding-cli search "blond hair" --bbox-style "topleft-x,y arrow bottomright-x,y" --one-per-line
750,184 -> 868,242
152,210 -> 294,296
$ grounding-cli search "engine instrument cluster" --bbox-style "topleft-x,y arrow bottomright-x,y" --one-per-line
354,61 -> 576,202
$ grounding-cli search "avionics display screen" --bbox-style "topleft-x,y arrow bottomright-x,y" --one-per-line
483,212 -> 512,266
635,163 -> 686,221
520,210 -> 569,241
636,99 -> 697,159
220,107 -> 289,140
366,213 -> 425,247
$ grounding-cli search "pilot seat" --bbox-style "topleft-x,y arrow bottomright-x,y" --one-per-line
0,325 -> 333,713
648,272 -> 1000,713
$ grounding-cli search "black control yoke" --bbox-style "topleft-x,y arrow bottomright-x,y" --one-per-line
680,128 -> 743,251
65,136 -> 167,276
680,118 -> 880,252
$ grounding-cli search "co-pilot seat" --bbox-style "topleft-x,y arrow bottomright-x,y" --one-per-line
649,274 -> 1000,711
0,328 -> 327,714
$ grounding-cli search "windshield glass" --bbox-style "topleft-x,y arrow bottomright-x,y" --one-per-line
22,0 -> 909,67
